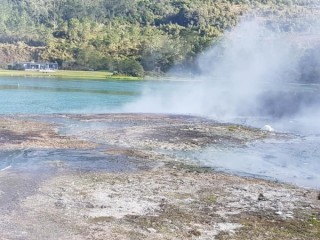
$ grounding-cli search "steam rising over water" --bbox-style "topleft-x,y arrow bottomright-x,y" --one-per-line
123,19 -> 320,189
124,20 -> 320,127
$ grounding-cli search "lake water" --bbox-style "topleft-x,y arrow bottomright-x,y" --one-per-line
0,77 -> 150,114
0,76 -> 319,189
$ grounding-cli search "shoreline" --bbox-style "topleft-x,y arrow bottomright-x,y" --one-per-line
0,69 -> 204,82
0,113 -> 319,239
0,69 -> 141,81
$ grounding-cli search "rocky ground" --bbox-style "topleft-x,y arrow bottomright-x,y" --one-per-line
0,114 -> 319,240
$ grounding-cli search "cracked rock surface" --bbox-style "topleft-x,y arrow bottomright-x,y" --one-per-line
0,114 -> 319,240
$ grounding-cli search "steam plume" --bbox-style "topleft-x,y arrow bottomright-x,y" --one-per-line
124,17 -> 320,134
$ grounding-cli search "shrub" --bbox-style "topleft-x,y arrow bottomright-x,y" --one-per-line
117,58 -> 144,77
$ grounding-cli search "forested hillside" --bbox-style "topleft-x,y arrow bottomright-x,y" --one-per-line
0,0 -> 318,76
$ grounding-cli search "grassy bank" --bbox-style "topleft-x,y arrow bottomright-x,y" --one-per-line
0,70 -> 141,80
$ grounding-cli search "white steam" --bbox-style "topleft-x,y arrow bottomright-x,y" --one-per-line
124,18 -> 320,134
124,17 -> 320,188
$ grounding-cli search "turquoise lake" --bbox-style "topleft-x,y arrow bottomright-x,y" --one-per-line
0,77 -> 177,114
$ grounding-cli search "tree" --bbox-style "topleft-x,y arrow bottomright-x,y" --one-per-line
117,58 -> 144,77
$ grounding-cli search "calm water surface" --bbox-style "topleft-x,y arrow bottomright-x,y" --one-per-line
0,77 -> 176,114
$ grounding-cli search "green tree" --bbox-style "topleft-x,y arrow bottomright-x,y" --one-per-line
117,58 -> 144,77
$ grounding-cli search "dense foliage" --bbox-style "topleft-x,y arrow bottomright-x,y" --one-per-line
0,0 -> 318,75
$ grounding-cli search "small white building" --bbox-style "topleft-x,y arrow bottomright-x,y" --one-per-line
11,62 -> 58,71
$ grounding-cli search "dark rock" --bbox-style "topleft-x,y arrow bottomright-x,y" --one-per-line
54,201 -> 66,209
258,193 -> 267,201
188,229 -> 201,237
85,202 -> 94,208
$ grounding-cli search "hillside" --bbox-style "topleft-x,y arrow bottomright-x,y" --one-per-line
0,0 -> 319,76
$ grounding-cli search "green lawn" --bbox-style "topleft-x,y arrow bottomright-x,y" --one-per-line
0,70 -> 141,80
